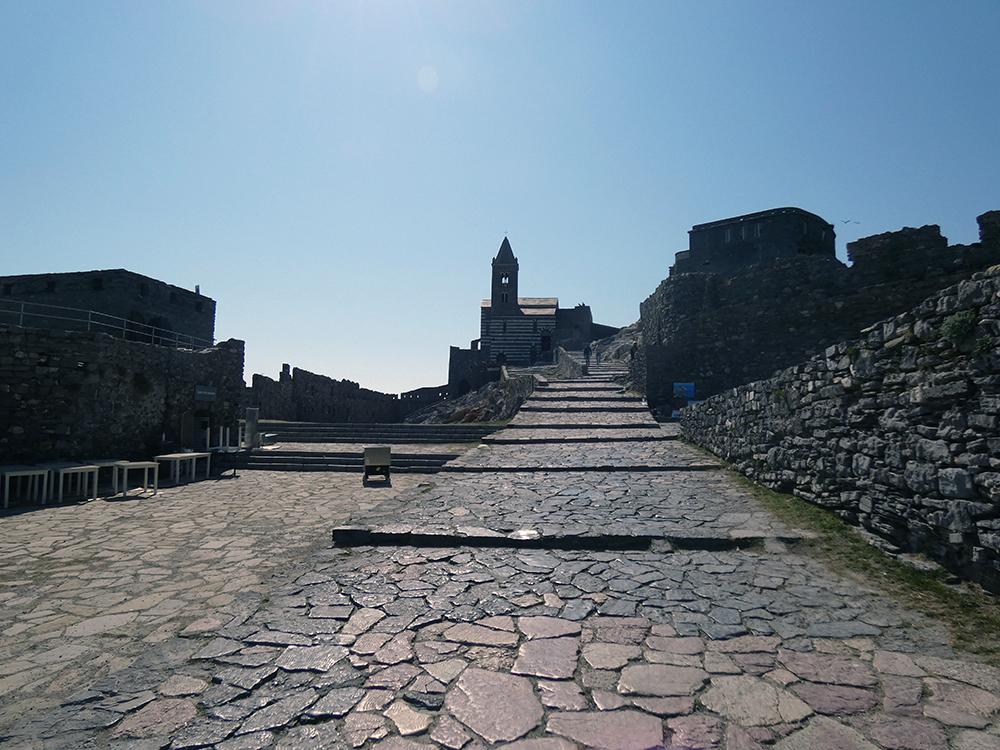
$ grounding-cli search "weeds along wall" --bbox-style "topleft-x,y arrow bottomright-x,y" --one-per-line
681,265 -> 1000,593
0,324 -> 244,462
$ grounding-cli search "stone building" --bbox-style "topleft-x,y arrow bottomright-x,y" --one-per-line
671,207 -> 836,276
0,269 -> 215,347
636,210 -> 1000,414
449,238 -> 617,395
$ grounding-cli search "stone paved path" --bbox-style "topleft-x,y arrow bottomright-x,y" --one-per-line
3,374 -> 1000,749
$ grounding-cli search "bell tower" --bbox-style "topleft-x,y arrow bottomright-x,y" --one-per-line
491,237 -> 519,314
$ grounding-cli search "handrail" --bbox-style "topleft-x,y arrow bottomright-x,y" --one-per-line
0,299 -> 215,349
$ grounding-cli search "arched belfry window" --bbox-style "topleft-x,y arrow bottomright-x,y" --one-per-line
501,273 -> 510,285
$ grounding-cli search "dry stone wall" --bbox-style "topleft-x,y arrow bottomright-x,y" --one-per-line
681,266 -> 1000,592
0,324 -> 244,462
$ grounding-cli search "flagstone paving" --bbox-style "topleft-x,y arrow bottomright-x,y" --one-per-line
3,373 -> 1000,749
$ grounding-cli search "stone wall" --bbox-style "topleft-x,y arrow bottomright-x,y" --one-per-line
637,211 -> 1000,411
0,324 -> 244,462
680,265 -> 1000,592
248,365 -> 409,423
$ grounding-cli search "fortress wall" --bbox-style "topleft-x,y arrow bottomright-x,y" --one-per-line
681,265 -> 1000,592
247,365 -> 407,423
0,324 -> 243,462
637,211 -> 1000,410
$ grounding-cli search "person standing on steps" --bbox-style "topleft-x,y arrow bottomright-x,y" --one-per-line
594,345 -> 601,366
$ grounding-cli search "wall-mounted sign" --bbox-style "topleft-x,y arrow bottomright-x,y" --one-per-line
195,385 -> 217,402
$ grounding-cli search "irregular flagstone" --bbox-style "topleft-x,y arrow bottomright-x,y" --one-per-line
65,611 -> 139,637
913,656 -> 1000,694
582,642 -> 641,670
504,740 -> 578,750
365,664 -> 421,690
238,690 -> 317,734
343,711 -> 389,748
305,687 -> 366,719
159,675 -> 209,697
617,664 -> 709,696
512,637 -> 580,680
517,616 -> 582,640
874,651 -> 927,678
790,683 -> 880,715
443,623 -> 519,646
778,649 -> 878,687
537,679 -> 588,710
630,696 -> 695,716
422,658 -> 467,685
866,716 -> 949,750
385,699 -> 433,736
922,678 -> 1000,728
429,714 -> 472,750
700,675 -> 813,726
445,667 -> 542,743
951,731 -> 1000,750
883,675 -> 924,717
774,715 -> 880,750
275,644 -> 348,672
546,709 -> 663,750
111,698 -> 198,739
646,635 -> 704,654
667,714 -> 723,749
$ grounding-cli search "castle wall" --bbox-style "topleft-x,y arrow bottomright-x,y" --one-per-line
0,324 -> 243,462
247,365 -> 410,423
680,265 -> 1000,593
638,211 -> 1000,411
0,269 -> 215,344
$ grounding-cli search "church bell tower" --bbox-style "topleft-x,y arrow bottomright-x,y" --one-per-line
491,237 -> 519,314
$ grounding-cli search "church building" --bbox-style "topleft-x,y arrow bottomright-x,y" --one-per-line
448,237 -> 617,395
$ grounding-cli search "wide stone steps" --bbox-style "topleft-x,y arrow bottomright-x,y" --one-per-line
257,421 -> 499,444
243,450 -> 458,473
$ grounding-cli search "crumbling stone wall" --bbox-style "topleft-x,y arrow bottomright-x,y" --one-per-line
248,365 -> 407,423
681,265 -> 1000,592
0,324 -> 244,462
637,211 -> 1000,410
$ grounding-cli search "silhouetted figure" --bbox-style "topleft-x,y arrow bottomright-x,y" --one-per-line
584,344 -> 591,367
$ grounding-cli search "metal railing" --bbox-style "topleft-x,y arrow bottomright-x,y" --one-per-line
0,299 -> 215,350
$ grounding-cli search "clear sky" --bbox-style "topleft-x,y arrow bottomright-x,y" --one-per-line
3,1 -> 998,395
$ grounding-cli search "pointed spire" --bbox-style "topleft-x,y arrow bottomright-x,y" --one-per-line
494,236 -> 516,264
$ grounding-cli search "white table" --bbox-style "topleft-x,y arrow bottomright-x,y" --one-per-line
0,465 -> 48,508
154,453 -> 211,485
40,462 -> 99,503
114,461 -> 159,496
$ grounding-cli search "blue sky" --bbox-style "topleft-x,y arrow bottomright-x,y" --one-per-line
3,1 -> 998,394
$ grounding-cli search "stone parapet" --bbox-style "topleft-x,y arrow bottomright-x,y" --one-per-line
681,265 -> 1000,592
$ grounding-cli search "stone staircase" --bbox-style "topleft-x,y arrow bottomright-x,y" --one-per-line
243,449 -> 461,473
238,421 -> 502,474
256,421 -> 500,444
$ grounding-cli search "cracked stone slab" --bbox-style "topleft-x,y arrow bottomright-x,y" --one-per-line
546,710 -> 663,750
701,675 -> 813,726
445,667 -> 542,744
